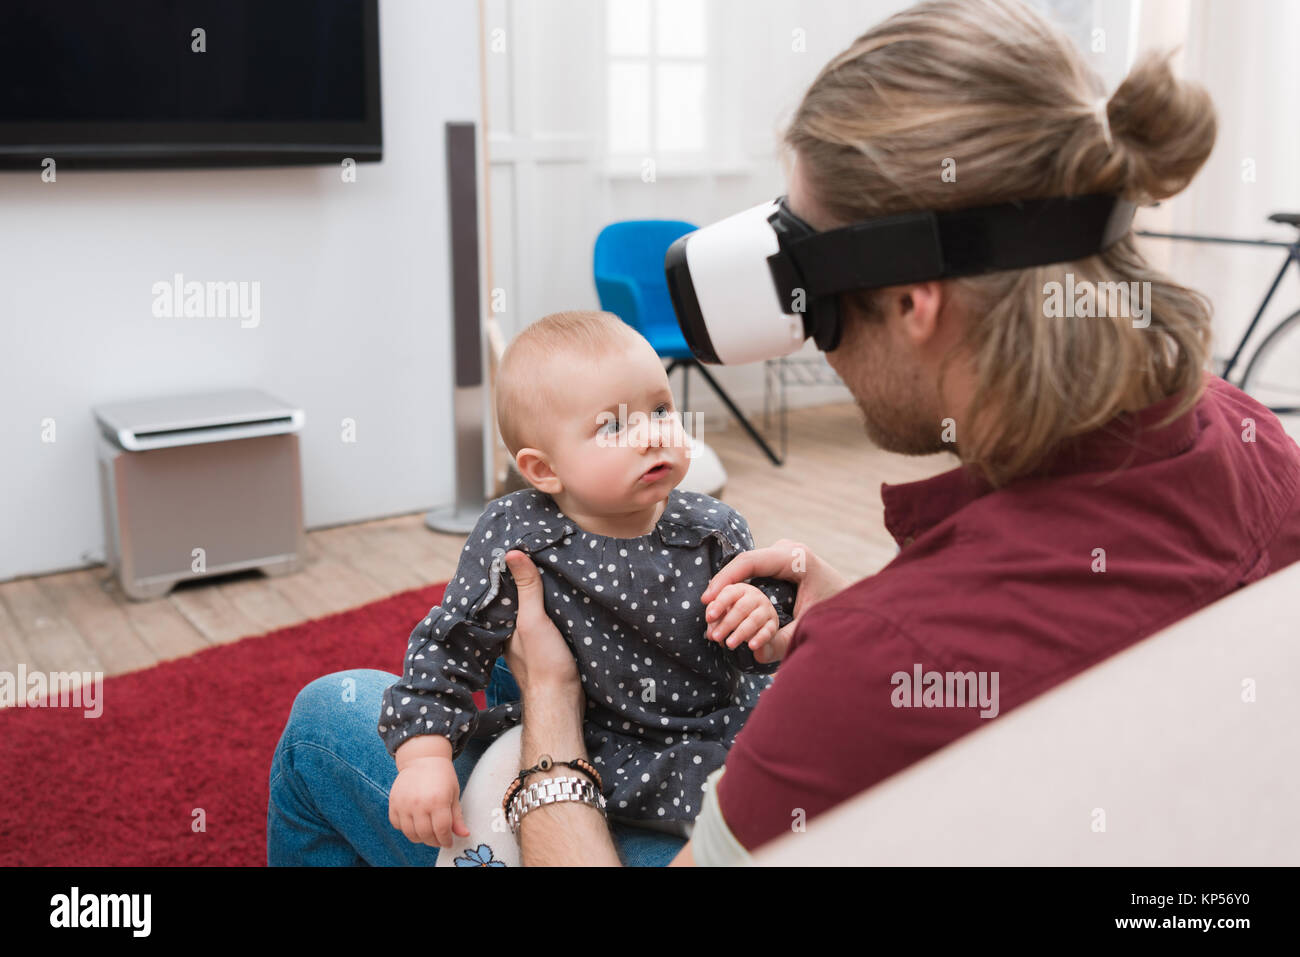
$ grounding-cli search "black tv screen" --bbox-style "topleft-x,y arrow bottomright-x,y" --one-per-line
0,0 -> 382,169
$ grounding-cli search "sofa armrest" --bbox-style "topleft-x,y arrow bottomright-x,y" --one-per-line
753,560 -> 1300,865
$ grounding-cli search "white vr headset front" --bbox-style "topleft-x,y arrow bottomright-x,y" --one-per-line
664,192 -> 1138,365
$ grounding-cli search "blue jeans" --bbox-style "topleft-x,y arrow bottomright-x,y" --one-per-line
267,658 -> 687,866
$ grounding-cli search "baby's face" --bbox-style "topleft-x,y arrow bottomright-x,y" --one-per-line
535,341 -> 691,516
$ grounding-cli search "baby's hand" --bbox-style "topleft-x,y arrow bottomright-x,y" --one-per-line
704,582 -> 779,653
388,755 -> 469,848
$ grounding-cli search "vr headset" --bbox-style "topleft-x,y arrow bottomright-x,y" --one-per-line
664,192 -> 1137,365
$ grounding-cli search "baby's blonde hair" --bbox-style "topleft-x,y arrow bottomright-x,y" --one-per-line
495,310 -> 648,459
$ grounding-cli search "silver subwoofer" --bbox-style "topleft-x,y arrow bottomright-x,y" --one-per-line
93,389 -> 306,600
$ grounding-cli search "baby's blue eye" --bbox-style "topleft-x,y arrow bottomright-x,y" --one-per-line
598,405 -> 670,435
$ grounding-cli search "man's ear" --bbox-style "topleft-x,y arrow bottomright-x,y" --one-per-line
891,281 -> 944,347
515,449 -> 562,495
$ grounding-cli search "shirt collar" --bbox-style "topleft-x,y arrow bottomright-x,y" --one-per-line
881,377 -> 1207,547
523,488 -> 726,550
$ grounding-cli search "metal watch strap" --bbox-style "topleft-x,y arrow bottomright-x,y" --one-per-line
507,775 -> 608,834
502,753 -> 603,813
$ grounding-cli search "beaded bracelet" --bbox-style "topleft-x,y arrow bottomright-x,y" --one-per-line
502,753 -> 603,813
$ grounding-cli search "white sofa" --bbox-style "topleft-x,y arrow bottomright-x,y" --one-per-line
753,558 -> 1300,865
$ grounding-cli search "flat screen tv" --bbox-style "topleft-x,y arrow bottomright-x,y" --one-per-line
0,0 -> 381,170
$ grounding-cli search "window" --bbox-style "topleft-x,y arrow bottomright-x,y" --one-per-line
605,0 -> 709,166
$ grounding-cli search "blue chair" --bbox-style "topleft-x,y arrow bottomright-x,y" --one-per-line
593,220 -> 783,466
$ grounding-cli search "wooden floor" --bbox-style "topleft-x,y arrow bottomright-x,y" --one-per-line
0,401 -> 957,697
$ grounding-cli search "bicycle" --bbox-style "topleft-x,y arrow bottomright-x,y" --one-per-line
1137,212 -> 1300,416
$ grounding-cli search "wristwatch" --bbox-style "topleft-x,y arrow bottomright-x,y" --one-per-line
507,775 -> 607,834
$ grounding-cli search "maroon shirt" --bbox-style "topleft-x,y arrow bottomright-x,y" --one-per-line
717,374 -> 1300,851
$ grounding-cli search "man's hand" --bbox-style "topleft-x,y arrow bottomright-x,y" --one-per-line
501,550 -> 582,701
701,539 -> 850,663
388,755 -> 469,848
705,582 -> 780,654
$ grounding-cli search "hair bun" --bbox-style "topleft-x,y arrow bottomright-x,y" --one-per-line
1105,49 -> 1216,202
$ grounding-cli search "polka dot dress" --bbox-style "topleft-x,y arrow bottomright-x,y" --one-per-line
378,487 -> 796,827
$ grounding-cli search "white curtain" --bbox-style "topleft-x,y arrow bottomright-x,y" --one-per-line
1132,0 -> 1300,367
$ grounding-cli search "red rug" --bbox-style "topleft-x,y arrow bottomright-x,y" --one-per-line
0,581 -> 480,866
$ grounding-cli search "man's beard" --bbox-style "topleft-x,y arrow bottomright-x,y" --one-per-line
855,392 -> 948,456
851,340 -> 948,456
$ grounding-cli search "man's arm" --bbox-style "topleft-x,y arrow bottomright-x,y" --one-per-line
502,548 -> 694,865
515,680 -> 623,866
516,679 -> 702,866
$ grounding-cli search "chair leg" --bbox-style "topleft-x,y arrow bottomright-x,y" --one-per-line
686,359 -> 784,466
780,357 -> 788,462
665,359 -> 690,414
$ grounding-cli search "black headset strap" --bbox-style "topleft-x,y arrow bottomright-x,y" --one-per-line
779,193 -> 1137,295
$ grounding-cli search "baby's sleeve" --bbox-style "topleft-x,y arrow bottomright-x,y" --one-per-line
720,509 -> 796,675
378,501 -> 521,761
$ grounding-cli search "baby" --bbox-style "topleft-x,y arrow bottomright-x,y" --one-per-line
380,310 -> 795,866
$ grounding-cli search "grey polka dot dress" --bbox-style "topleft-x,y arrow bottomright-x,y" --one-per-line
378,486 -> 796,828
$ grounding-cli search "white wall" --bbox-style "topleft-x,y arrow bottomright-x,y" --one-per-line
0,0 -> 483,581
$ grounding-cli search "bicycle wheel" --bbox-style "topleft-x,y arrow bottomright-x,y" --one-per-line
1238,307 -> 1300,416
